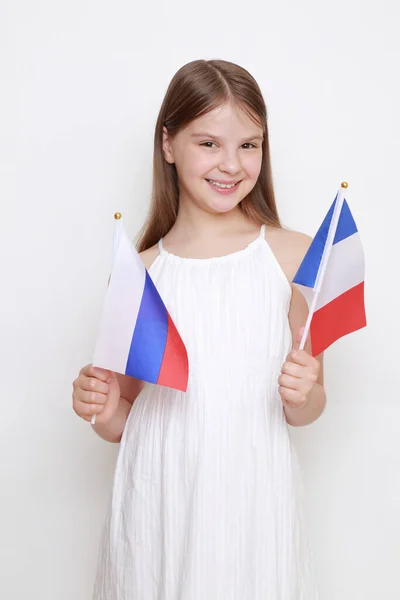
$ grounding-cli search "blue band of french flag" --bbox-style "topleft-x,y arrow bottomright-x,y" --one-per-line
293,192 -> 366,356
93,229 -> 188,391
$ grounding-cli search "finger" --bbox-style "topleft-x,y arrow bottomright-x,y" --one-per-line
287,349 -> 312,367
282,398 -> 303,411
81,377 -> 109,395
278,374 -> 302,390
81,410 -> 110,425
278,385 -> 300,410
80,390 -> 108,405
79,402 -> 105,417
79,415 -> 93,422
281,361 -> 303,378
278,386 -> 305,404
81,364 -> 112,382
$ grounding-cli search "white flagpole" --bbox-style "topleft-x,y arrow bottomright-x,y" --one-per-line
299,183 -> 348,351
91,212 -> 123,426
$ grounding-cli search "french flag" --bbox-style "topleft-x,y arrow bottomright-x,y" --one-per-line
92,225 -> 188,392
293,185 -> 366,356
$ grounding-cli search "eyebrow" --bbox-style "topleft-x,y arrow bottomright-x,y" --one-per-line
191,132 -> 264,142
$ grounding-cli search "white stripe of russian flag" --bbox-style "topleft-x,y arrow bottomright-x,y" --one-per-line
93,229 -> 147,375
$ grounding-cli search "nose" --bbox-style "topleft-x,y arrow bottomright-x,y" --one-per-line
218,147 -> 242,175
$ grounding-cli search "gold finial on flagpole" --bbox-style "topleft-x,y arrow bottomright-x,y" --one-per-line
341,182 -> 348,188
114,212 -> 122,219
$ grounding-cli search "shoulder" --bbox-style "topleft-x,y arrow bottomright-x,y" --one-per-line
267,227 -> 316,346
265,226 -> 312,282
139,244 -> 160,270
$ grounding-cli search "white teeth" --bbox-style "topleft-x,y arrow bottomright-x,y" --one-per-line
208,180 -> 237,189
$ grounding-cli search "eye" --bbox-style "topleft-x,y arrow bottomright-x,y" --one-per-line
200,141 -> 259,149
200,141 -> 218,148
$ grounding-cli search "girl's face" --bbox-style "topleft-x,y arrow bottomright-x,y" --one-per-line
162,102 -> 264,215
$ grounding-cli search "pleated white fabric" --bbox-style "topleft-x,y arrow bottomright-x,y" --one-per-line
93,225 -> 318,600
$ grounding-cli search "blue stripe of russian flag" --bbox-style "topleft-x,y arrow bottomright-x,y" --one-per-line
126,272 -> 169,382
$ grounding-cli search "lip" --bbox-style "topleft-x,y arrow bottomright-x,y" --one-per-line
206,178 -> 239,184
206,179 -> 241,195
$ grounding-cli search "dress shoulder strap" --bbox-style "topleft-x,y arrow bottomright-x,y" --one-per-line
158,238 -> 164,253
259,224 -> 266,238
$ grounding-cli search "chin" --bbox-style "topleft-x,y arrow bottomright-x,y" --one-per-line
204,184 -> 253,214
205,198 -> 240,214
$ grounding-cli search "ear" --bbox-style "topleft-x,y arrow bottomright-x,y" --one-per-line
162,126 -> 175,164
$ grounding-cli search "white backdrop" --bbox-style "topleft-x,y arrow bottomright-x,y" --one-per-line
1,1 -> 399,598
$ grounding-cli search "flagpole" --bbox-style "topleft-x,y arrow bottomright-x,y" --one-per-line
299,182 -> 348,351
91,212 -> 123,426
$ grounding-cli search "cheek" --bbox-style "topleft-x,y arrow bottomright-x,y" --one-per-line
176,147 -> 208,177
186,149 -> 216,179
242,152 -> 263,180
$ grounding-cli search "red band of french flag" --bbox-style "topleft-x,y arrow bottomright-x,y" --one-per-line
93,228 -> 188,392
293,188 -> 366,356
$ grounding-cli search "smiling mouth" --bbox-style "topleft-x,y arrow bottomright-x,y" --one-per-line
206,179 -> 241,189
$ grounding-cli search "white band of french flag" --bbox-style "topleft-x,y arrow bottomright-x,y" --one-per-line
293,187 -> 366,356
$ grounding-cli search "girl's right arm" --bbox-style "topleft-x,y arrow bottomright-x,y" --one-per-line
72,365 -> 144,443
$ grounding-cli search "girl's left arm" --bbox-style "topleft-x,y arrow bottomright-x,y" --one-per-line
279,284 -> 326,427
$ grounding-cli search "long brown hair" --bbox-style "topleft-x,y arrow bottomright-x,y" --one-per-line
137,59 -> 281,252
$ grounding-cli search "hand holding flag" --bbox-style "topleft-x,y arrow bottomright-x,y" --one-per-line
91,214 -> 189,424
278,326 -> 320,411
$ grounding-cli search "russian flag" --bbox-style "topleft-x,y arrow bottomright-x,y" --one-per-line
92,226 -> 188,392
293,186 -> 366,356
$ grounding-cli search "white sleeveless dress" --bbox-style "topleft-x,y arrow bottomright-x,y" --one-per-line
93,225 -> 318,600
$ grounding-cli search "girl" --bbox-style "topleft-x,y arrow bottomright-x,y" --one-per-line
73,59 -> 325,599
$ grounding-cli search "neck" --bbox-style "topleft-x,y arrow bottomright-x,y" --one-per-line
172,198 -> 250,241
